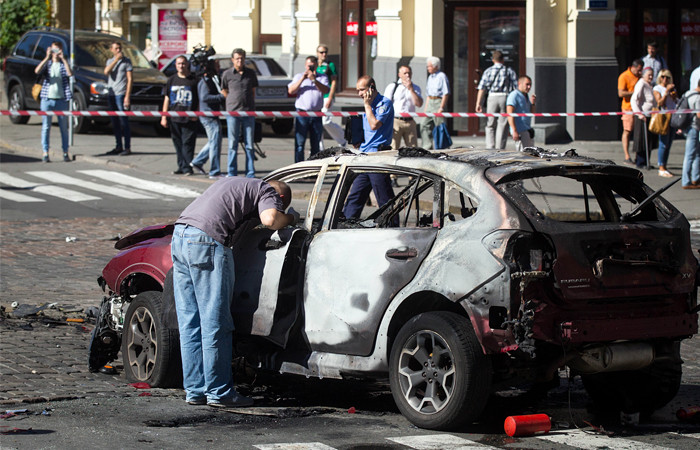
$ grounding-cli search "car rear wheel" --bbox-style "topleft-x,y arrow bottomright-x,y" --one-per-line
9,85 -> 30,124
271,118 -> 293,135
122,291 -> 182,387
71,90 -> 91,134
581,357 -> 682,416
389,311 -> 492,430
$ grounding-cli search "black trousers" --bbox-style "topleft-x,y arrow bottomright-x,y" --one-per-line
169,119 -> 198,173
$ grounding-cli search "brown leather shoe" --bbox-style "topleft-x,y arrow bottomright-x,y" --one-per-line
682,184 -> 700,189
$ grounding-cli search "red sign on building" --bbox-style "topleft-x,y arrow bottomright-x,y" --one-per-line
346,22 -> 359,36
615,22 -> 630,36
644,22 -> 668,36
365,21 -> 377,36
681,22 -> 700,36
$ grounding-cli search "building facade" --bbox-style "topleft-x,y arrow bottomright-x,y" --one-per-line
54,0 -> 699,140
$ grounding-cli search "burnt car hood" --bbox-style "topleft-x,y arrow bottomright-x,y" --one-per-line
115,223 -> 174,250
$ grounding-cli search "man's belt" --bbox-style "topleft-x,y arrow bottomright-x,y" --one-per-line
395,116 -> 414,121
428,96 -> 442,99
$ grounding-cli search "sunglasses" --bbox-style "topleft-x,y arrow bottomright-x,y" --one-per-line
318,50 -> 328,54
661,75 -> 670,79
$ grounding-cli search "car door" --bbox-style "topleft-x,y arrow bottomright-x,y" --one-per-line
302,166 -> 441,356
230,165 -> 338,348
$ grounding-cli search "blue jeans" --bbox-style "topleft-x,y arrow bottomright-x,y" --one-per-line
226,116 -> 255,177
192,116 -> 222,176
40,98 -> 69,153
108,94 -> 131,150
657,128 -> 673,168
683,127 -> 700,186
294,116 -> 323,163
342,173 -> 395,219
171,224 -> 235,403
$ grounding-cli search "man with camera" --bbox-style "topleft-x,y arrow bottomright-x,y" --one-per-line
341,75 -> 395,219
221,49 -> 259,178
287,56 -> 329,162
104,42 -> 133,156
190,48 -> 225,179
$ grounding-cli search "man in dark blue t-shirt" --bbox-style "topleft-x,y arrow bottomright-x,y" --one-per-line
342,75 -> 395,219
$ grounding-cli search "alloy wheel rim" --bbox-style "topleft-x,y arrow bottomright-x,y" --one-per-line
397,330 -> 456,414
126,306 -> 158,380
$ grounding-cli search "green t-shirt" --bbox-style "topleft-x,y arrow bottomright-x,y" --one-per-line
316,61 -> 337,99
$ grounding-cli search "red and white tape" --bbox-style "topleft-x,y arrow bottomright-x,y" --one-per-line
1,109 -> 699,118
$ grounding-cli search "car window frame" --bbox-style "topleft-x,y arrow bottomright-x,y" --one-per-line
14,34 -> 40,59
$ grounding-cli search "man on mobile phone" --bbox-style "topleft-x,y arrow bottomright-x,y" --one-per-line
104,42 -> 133,156
342,75 -> 395,219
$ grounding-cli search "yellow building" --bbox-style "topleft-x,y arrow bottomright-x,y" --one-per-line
54,1 -> 699,140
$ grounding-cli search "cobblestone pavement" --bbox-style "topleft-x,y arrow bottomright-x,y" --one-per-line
1,215 -> 700,409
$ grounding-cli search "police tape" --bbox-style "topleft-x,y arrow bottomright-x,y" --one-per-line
1,109 -> 699,118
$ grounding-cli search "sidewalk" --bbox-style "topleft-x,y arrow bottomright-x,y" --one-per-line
1,115 -> 698,218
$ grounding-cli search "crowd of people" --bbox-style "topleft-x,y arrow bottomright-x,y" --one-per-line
618,41 -> 700,189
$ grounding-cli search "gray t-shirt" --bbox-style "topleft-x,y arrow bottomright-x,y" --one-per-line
221,66 -> 258,111
106,56 -> 133,96
177,178 -> 284,246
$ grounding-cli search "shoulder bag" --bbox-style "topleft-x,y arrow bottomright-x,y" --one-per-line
648,108 -> 670,135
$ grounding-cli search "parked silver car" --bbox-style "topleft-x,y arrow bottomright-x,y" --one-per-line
90,147 -> 699,430
161,53 -> 294,135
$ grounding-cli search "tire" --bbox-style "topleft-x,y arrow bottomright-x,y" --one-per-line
8,85 -> 30,124
389,311 -> 492,430
271,118 -> 293,135
122,291 -> 182,387
71,90 -> 91,134
581,351 -> 682,415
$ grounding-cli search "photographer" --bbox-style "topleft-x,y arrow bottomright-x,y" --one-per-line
190,48 -> 225,178
34,41 -> 73,163
287,56 -> 329,162
653,69 -> 678,178
104,41 -> 133,156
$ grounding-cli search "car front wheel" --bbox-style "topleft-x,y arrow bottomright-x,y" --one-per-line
271,118 -> 293,135
122,291 -> 181,387
71,91 -> 91,134
9,85 -> 30,124
389,311 -> 492,430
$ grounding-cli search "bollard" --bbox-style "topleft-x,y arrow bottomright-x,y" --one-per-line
504,414 -> 552,437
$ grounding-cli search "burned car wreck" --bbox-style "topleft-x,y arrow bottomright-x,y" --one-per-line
89,147 -> 699,430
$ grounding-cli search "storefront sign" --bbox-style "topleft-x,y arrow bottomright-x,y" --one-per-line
615,22 -> 630,36
365,21 -> 377,36
643,22 -> 668,36
346,22 -> 359,36
158,9 -> 188,68
681,22 -> 700,36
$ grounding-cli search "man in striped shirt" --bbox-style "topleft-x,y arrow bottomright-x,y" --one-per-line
475,51 -> 518,149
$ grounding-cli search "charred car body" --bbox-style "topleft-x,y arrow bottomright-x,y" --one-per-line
90,147 -> 699,430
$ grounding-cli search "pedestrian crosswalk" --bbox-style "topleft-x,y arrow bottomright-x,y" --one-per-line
252,431 -> 700,450
0,169 -> 202,203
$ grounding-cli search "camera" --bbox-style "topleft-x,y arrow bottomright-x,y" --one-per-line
190,44 -> 216,77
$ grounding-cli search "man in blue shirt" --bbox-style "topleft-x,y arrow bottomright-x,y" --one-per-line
506,75 -> 536,152
342,76 -> 395,219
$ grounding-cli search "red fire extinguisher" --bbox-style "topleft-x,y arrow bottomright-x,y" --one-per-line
677,406 -> 700,421
504,414 -> 552,437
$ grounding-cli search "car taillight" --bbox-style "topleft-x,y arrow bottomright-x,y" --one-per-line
483,230 -> 553,273
90,82 -> 109,95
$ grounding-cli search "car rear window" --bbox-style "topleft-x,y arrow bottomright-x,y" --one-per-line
74,38 -> 152,68
494,172 -> 676,223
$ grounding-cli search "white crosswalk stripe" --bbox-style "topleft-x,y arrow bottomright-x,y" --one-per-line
0,188 -> 46,202
536,429 -> 674,449
253,444 -> 337,450
0,171 -> 101,202
78,169 -> 200,198
26,171 -> 157,199
389,434 -> 497,449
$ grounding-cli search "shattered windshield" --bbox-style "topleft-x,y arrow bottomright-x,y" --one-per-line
495,172 -> 675,223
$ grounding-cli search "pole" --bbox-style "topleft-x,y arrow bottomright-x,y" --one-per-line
95,0 -> 101,32
69,0 -> 75,147
289,0 -> 297,77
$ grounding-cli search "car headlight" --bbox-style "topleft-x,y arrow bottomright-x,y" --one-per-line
90,82 -> 109,95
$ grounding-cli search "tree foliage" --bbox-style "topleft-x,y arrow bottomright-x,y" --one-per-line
0,0 -> 50,56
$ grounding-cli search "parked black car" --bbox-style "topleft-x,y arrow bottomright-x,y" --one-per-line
2,27 -> 166,133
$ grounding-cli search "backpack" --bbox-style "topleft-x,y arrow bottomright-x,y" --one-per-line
670,91 -> 699,130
